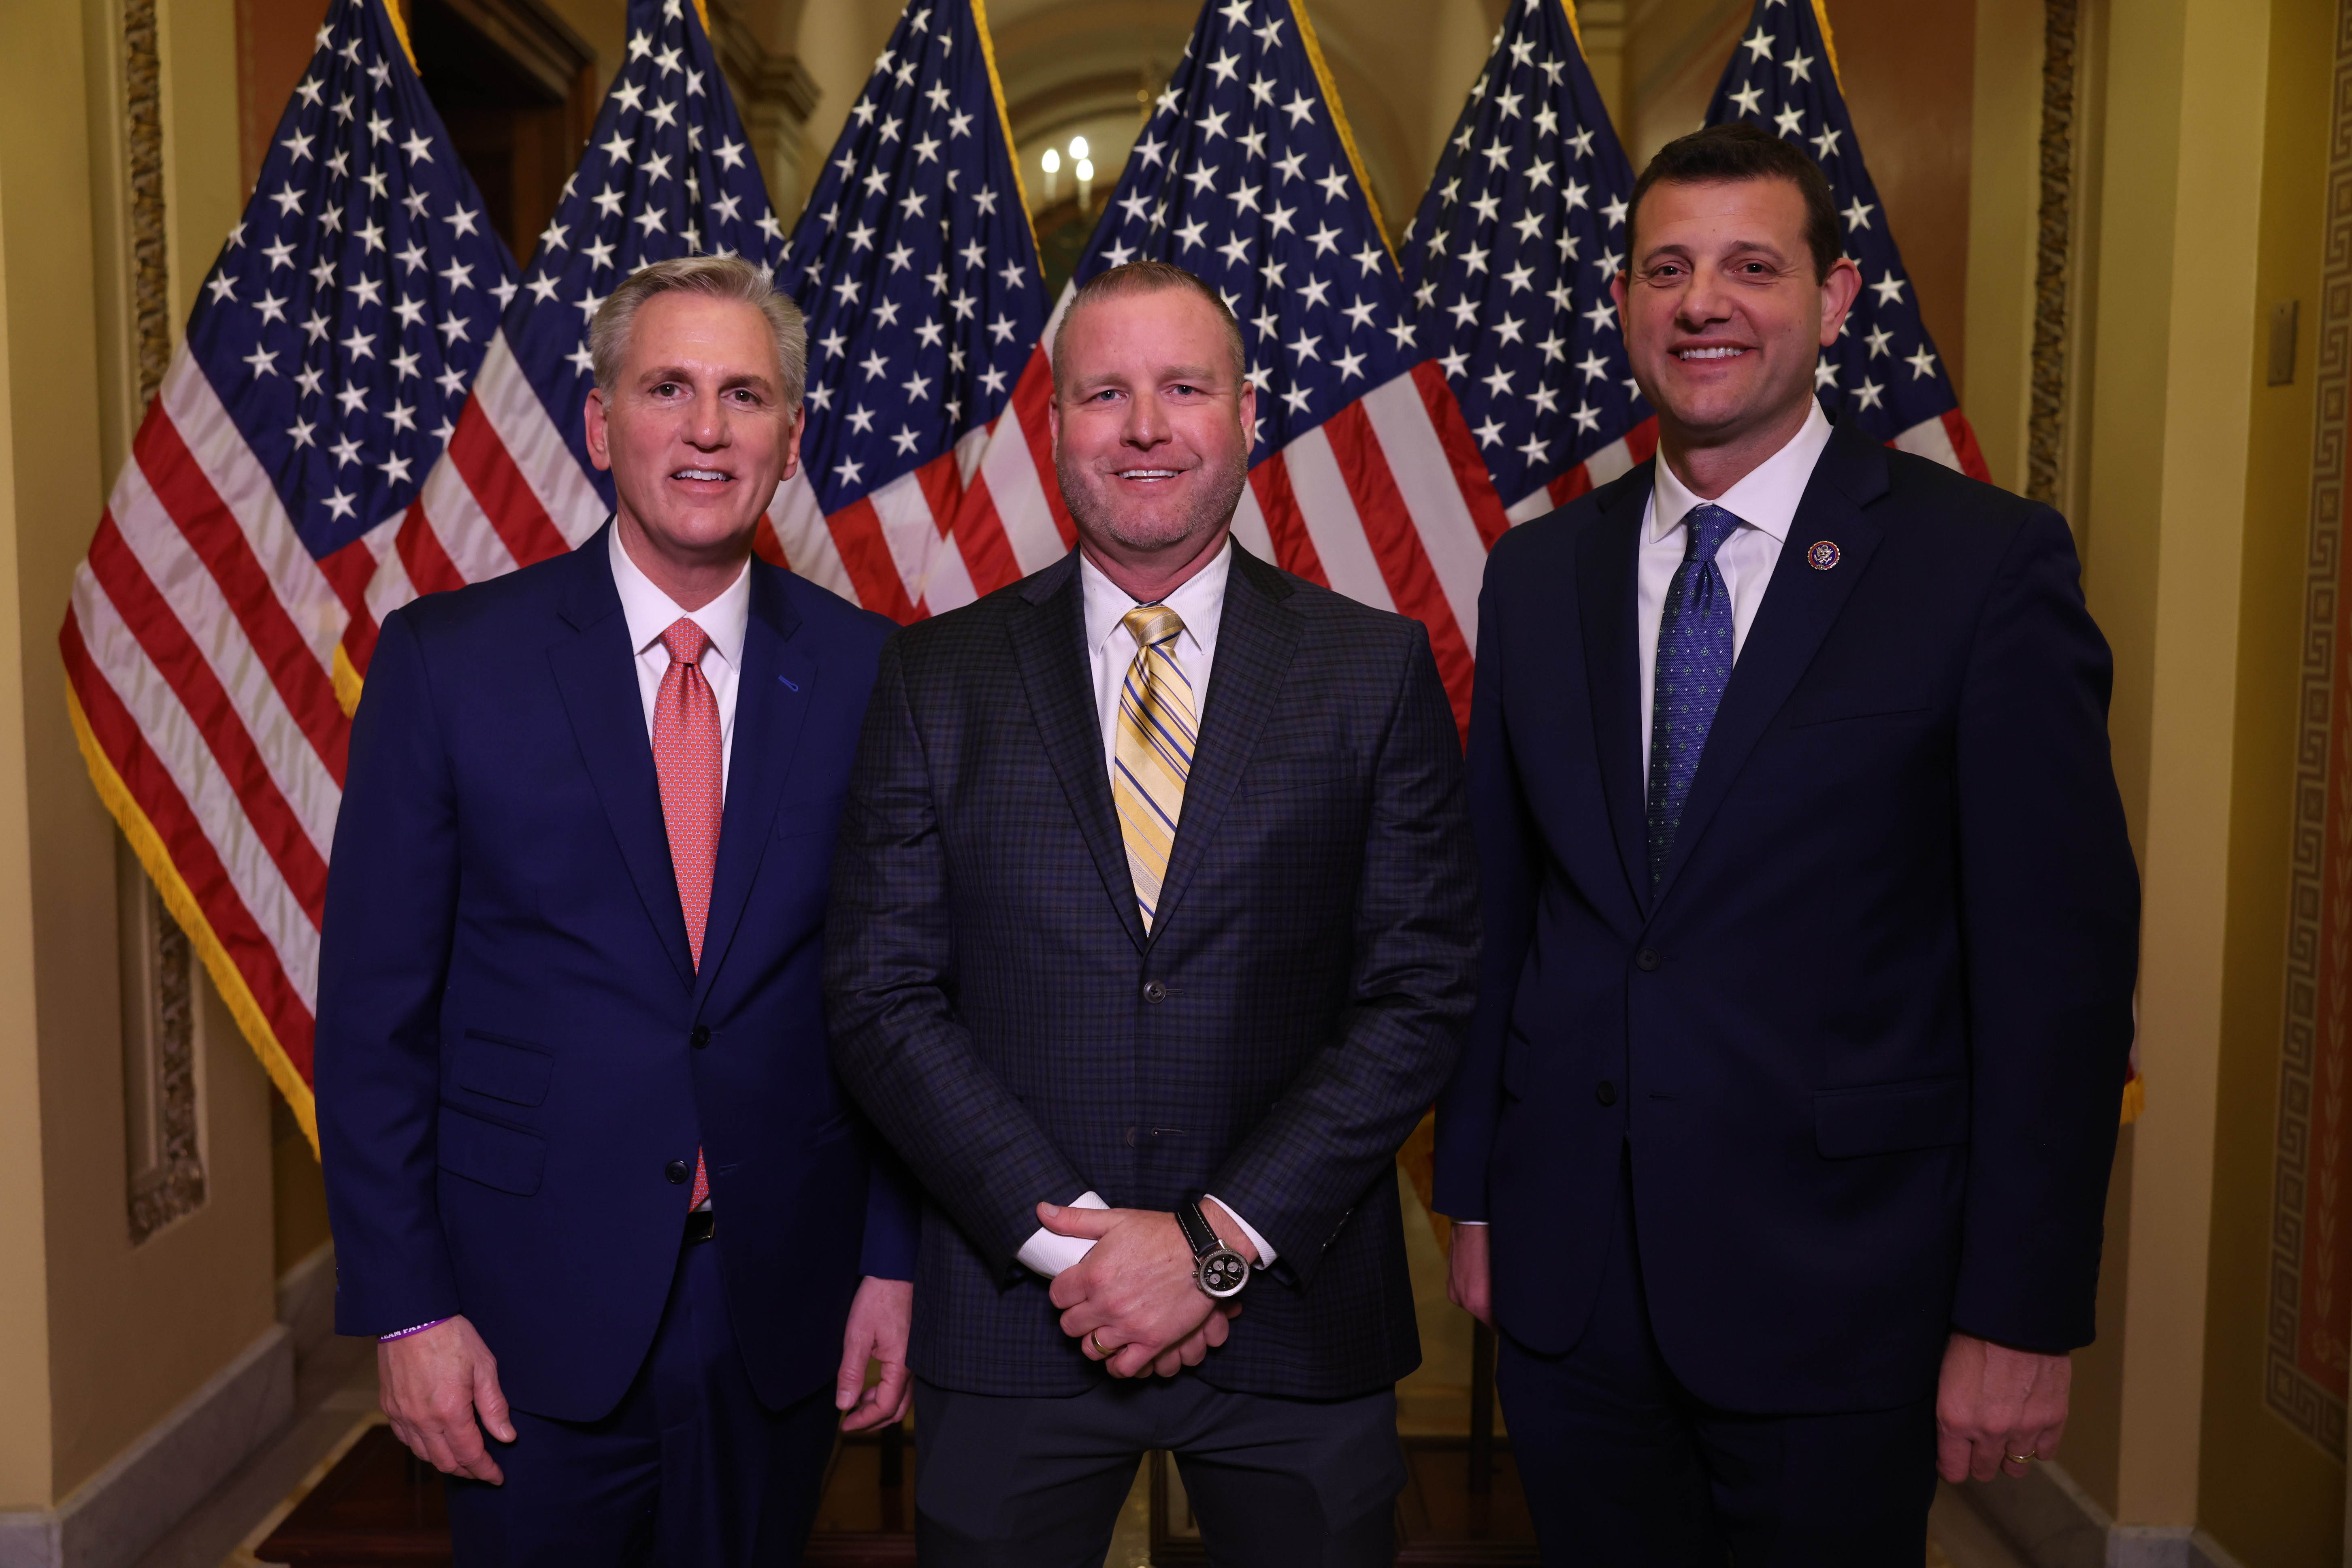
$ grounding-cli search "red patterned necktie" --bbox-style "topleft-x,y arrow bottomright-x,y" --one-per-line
653,617 -> 721,1208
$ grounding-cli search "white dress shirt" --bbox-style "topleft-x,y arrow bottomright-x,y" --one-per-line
1014,539 -> 1280,1278
1455,405 -> 1835,1234
610,524 -> 751,791
1635,398 -> 1833,774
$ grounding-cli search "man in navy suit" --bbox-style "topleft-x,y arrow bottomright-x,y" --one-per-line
1435,124 -> 2140,1561
318,255 -> 916,1567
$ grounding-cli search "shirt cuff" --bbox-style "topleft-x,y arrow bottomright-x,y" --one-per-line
1202,1194 -> 1279,1268
1016,1191 -> 1110,1277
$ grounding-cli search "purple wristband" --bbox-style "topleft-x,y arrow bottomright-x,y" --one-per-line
379,1317 -> 450,1343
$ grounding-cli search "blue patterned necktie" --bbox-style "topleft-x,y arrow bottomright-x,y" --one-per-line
1645,503 -> 1744,892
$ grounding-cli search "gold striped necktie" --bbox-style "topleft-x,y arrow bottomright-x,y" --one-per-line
1112,604 -> 1197,932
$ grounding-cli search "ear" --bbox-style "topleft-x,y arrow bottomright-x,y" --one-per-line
1236,376 -> 1256,447
584,387 -> 614,473
1818,256 -> 1863,348
1046,384 -> 1063,463
1608,269 -> 1628,322
780,402 -> 805,483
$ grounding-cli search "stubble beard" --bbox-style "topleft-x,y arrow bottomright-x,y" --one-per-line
1057,448 -> 1250,561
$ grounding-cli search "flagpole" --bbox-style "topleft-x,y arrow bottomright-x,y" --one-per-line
1287,0 -> 1396,263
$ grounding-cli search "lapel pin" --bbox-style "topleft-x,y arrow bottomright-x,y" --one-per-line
777,674 -> 800,691
1806,540 -> 1841,571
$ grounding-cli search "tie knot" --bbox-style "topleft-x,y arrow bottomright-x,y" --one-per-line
1121,604 -> 1185,650
658,617 -> 713,668
1681,504 -> 1743,567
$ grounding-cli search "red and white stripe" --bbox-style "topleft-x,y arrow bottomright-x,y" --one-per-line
62,349 -> 360,1077
342,332 -> 609,672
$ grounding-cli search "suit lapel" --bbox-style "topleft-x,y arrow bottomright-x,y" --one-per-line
546,524 -> 695,990
1009,553 -> 1149,953
1148,546 -> 1301,943
1651,423 -> 1888,907
692,564 -> 811,1006
1579,465 -> 1655,916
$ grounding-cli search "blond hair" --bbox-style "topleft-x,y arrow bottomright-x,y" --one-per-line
589,254 -> 807,405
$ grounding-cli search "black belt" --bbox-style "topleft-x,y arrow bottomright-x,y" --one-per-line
685,1207 -> 716,1245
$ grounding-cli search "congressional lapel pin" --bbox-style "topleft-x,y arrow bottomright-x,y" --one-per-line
1806,540 -> 1842,571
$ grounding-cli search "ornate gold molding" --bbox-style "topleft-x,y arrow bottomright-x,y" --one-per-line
2027,0 -> 2077,508
120,0 -> 205,1244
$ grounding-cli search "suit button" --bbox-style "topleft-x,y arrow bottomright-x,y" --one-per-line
664,1159 -> 690,1185
690,1025 -> 711,1049
1596,1080 -> 1619,1107
1142,980 -> 1168,1003
1635,948 -> 1661,972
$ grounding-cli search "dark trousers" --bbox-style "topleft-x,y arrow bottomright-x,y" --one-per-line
912,1373 -> 1404,1568
446,1234 -> 840,1568
1499,1165 -> 1938,1567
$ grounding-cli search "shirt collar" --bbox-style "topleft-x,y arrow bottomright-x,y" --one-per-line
1080,536 -> 1233,659
609,521 -> 751,670
1649,398 -> 1835,546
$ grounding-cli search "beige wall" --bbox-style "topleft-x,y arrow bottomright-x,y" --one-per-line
0,0 -> 280,1508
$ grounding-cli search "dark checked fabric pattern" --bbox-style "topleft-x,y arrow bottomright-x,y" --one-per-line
1645,504 -> 1742,890
824,545 -> 1479,1400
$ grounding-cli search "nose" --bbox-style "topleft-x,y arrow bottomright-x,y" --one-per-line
1675,267 -> 1735,332
687,388 -> 729,450
1123,389 -> 1171,449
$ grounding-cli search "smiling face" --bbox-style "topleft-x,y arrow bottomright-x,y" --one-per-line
1612,175 -> 1860,467
1048,284 -> 1255,576
583,290 -> 802,579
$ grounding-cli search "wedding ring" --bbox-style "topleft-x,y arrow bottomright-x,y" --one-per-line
1089,1331 -> 1109,1359
2007,1451 -> 2037,1465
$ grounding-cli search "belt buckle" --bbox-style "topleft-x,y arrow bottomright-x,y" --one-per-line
684,1207 -> 716,1245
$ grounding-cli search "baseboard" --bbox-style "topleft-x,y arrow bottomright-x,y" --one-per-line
0,1323 -> 294,1568
1949,1462 -> 2245,1568
273,1242 -> 337,1363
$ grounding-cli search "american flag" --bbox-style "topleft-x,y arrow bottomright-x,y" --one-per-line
341,0 -> 794,678
1707,0 -> 1990,478
771,0 -> 1051,620
59,0 -> 515,1139
963,0 -> 1508,724
1402,0 -> 1656,524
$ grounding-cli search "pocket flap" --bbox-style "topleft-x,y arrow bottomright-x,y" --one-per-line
457,1029 -> 553,1107
437,1106 -> 547,1194
1814,1077 -> 1968,1159
1787,688 -> 1930,728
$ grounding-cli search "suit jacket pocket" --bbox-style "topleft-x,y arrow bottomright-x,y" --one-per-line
1814,1076 -> 1969,1159
457,1029 -> 554,1107
1501,1026 -> 1531,1100
438,1106 -> 547,1194
1787,688 -> 1931,728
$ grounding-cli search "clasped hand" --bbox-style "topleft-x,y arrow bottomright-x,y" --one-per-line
1040,1200 -> 1249,1379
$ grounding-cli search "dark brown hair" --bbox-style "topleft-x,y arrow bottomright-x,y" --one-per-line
1050,260 -> 1248,388
1628,122 -> 1841,282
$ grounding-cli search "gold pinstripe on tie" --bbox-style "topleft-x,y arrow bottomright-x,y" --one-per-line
1112,605 -> 1197,932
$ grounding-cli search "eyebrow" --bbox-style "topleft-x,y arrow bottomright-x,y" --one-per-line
640,364 -> 778,393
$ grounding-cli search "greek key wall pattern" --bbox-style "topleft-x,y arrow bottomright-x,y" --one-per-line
2267,0 -> 2352,1460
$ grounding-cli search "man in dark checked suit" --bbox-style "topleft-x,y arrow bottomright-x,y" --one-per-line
1436,124 -> 2140,1561
825,260 -> 1479,1567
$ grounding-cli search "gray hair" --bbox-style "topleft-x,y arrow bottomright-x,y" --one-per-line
589,254 -> 807,407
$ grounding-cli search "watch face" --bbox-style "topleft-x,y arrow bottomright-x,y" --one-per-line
1199,1248 -> 1249,1298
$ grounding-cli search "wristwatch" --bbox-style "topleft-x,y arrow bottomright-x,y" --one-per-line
1178,1197 -> 1251,1299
